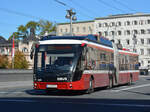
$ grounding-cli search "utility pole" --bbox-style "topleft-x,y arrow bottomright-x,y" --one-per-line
12,34 -> 15,69
133,34 -> 137,52
65,9 -> 77,36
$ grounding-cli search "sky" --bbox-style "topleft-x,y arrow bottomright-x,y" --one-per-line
0,0 -> 150,39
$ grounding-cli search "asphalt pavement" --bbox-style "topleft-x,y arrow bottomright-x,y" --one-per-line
0,73 -> 150,112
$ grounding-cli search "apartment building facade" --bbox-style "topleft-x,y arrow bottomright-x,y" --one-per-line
95,13 -> 150,70
57,13 -> 150,70
57,20 -> 94,36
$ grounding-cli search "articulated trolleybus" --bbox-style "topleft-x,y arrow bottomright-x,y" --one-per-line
32,35 -> 139,93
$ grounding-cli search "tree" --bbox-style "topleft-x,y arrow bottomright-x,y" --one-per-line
0,55 -> 10,69
25,21 -> 40,37
8,20 -> 56,41
39,20 -> 56,35
8,32 -> 20,41
17,25 -> 28,39
13,50 -> 29,69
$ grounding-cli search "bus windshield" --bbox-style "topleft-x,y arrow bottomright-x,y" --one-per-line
35,44 -> 81,75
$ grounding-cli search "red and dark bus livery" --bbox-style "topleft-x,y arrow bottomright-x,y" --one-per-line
32,35 -> 139,93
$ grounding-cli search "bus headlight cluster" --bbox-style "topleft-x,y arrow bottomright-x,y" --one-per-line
37,78 -> 42,82
69,83 -> 72,88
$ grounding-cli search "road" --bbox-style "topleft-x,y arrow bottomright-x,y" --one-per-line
0,73 -> 150,112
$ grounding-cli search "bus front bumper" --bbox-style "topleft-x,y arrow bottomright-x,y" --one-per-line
34,81 -> 85,91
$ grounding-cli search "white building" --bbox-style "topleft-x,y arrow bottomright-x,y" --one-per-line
57,20 -> 94,36
95,13 -> 150,70
57,13 -> 150,71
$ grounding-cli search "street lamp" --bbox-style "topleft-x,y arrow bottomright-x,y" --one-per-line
65,9 -> 77,36
133,34 -> 137,52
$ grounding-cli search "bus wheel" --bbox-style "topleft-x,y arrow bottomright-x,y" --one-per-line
86,78 -> 94,94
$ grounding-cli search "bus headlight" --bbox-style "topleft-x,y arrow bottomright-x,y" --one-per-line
37,78 -> 42,82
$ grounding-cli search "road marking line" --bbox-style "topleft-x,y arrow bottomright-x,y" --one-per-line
139,75 -> 150,78
111,83 -> 150,92
0,91 -> 24,94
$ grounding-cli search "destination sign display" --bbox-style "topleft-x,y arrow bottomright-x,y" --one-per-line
47,46 -> 72,50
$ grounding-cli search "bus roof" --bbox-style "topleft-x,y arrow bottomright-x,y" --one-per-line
40,35 -> 113,48
39,35 -> 138,56
41,35 -> 97,41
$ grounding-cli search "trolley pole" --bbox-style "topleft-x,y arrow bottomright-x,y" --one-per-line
12,34 -> 15,69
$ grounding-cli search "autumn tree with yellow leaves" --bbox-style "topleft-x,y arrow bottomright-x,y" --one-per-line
13,50 -> 29,69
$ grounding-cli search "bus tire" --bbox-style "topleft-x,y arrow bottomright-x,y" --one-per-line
86,77 -> 94,94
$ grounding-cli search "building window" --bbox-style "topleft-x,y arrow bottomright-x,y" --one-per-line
133,30 -> 138,34
99,23 -> 102,27
76,27 -> 79,32
126,30 -> 130,35
133,20 -> 138,25
126,21 -> 130,26
147,20 -> 150,24
60,29 -> 63,33
110,22 -> 115,27
118,31 -> 122,35
141,39 -> 144,44
148,60 -> 150,63
22,47 -> 28,53
72,28 -> 74,33
147,49 -> 150,56
117,21 -> 121,26
83,27 -> 86,32
141,29 -> 146,34
140,49 -> 144,55
147,38 -> 150,44
110,31 -> 115,36
139,20 -> 144,25
88,26 -> 92,33
104,23 -> 108,27
126,39 -> 130,45
65,28 -> 68,33
104,31 -> 108,36
147,29 -> 150,34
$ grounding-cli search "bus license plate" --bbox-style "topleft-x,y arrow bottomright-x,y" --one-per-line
46,85 -> 57,88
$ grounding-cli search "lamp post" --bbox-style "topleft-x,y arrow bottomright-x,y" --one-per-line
65,9 -> 77,36
133,34 -> 137,52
